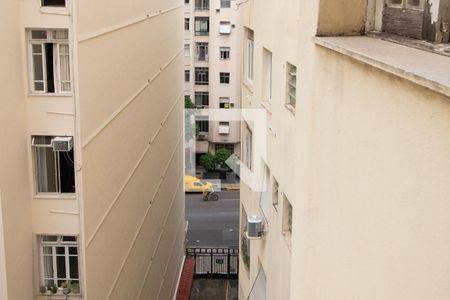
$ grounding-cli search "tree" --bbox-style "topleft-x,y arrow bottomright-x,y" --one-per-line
213,148 -> 232,169
199,152 -> 215,171
184,96 -> 197,141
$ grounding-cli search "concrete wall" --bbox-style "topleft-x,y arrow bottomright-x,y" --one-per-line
75,0 -> 185,298
241,0 -> 450,299
0,1 -> 33,299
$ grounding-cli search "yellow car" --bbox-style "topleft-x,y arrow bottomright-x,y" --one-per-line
184,175 -> 214,193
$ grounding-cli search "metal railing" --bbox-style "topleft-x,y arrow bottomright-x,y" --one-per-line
187,247 -> 239,279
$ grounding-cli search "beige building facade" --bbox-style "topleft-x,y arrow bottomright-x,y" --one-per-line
239,0 -> 450,299
0,0 -> 185,299
184,0 -> 241,167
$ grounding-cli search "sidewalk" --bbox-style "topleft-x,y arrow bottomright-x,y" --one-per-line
190,279 -> 238,300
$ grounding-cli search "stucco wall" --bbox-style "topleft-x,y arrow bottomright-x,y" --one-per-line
0,1 -> 33,299
75,0 -> 185,298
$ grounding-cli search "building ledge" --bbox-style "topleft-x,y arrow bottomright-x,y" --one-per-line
314,36 -> 450,98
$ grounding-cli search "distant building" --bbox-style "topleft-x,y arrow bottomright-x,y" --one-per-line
184,0 -> 241,172
0,0 -> 185,299
239,0 -> 450,299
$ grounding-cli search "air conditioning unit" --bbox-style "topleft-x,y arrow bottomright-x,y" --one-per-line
198,133 -> 208,140
52,136 -> 73,152
246,215 -> 263,240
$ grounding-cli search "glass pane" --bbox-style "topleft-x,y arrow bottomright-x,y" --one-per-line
31,30 -> 47,40
36,147 -> 57,193
33,54 -> 44,81
68,247 -> 78,255
56,255 -> 66,279
32,44 -> 42,54
43,255 -> 54,278
56,247 -> 65,255
34,82 -> 44,91
59,44 -> 71,91
42,235 -> 58,242
43,246 -> 53,255
69,256 -> 79,279
62,236 -> 77,243
53,30 -> 68,40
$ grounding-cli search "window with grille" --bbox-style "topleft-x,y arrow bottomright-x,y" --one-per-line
196,119 -> 209,132
286,62 -> 297,108
195,17 -> 209,35
28,29 -> 71,94
195,0 -> 209,11
195,92 -> 209,108
221,0 -> 231,8
40,235 -> 79,288
185,70 -> 190,82
196,42 -> 209,61
220,72 -> 230,84
184,18 -> 190,30
220,47 -> 230,59
32,136 -> 75,194
195,67 -> 209,85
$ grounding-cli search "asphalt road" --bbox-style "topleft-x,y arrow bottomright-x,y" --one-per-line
185,190 -> 240,247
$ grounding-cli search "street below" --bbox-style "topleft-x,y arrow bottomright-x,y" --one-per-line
185,190 -> 239,247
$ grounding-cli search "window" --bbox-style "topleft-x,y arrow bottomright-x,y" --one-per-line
219,97 -> 230,108
286,62 -> 297,108
184,70 -> 190,82
195,42 -> 209,61
382,0 -> 426,40
41,0 -> 66,7
243,123 -> 253,170
221,0 -> 231,8
282,195 -> 293,236
195,0 -> 209,10
40,235 -> 79,287
32,136 -> 75,194
28,29 -> 71,94
241,207 -> 250,269
220,47 -> 230,60
262,48 -> 272,101
215,143 -> 234,153
195,67 -> 209,85
272,178 -> 279,209
185,0 -> 189,4
195,17 -> 209,36
246,29 -> 254,81
220,72 -> 230,84
219,22 -> 232,34
195,92 -> 209,108
184,18 -> 190,30
196,119 -> 209,132
259,163 -> 270,220
184,44 -> 190,57
219,122 -> 230,134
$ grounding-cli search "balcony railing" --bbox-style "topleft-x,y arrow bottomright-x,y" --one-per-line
195,30 -> 209,36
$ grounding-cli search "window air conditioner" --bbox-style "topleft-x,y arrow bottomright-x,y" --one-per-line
246,215 -> 263,240
52,136 -> 73,152
198,133 -> 208,140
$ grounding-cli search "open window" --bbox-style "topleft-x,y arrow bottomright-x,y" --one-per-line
32,136 -> 75,194
28,29 -> 71,94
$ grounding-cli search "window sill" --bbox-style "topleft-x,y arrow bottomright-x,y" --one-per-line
284,103 -> 296,115
28,93 -> 73,98
34,194 -> 76,200
36,294 -> 81,299
39,7 -> 70,16
314,36 -> 450,98
260,101 -> 272,115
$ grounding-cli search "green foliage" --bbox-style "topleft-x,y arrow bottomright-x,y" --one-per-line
199,152 -> 215,171
184,96 -> 196,140
184,96 -> 196,109
213,148 -> 232,168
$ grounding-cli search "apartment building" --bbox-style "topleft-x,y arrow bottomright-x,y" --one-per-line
184,0 -> 241,167
239,0 -> 450,299
0,0 -> 185,299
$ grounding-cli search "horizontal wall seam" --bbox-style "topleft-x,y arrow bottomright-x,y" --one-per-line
78,4 -> 183,43
49,210 -> 79,215
136,178 -> 183,300
85,100 -> 183,247
46,111 -> 75,116
109,170 -> 183,300
81,48 -> 183,149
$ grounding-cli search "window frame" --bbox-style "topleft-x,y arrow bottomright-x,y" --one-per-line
184,18 -> 190,31
41,0 -> 66,7
220,47 -> 230,60
286,62 -> 297,108
32,135 -> 75,195
184,70 -> 190,82
262,48 -> 273,101
195,67 -> 209,85
39,235 -> 79,288
219,72 -> 230,84
28,29 -> 72,95
195,17 -> 210,36
246,29 -> 254,82
221,0 -> 231,8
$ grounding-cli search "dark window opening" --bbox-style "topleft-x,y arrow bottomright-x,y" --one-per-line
59,149 -> 75,193
41,0 -> 66,7
45,43 -> 55,93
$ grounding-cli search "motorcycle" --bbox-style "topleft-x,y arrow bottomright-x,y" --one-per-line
202,190 -> 219,201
